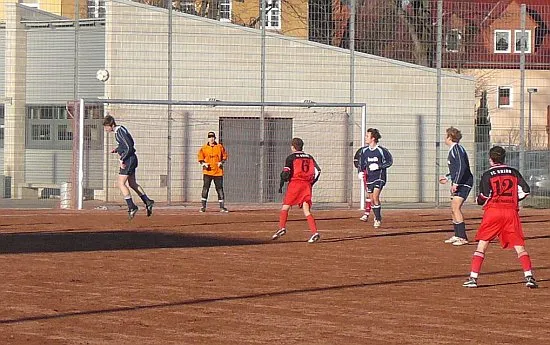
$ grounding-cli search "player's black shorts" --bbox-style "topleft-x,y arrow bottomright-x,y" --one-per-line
366,180 -> 385,193
119,155 -> 138,176
452,185 -> 471,199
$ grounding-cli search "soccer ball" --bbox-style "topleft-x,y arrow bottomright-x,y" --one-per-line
96,69 -> 110,82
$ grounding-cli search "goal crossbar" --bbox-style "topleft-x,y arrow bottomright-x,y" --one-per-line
82,98 -> 367,108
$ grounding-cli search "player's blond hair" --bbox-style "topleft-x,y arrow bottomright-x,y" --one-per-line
446,127 -> 462,143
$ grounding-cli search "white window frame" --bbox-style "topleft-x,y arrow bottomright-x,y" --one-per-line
87,0 -> 106,19
265,0 -> 281,30
497,86 -> 513,108
220,0 -> 231,22
494,30 -> 511,53
514,29 -> 532,53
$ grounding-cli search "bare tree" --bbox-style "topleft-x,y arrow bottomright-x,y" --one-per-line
393,0 -> 434,67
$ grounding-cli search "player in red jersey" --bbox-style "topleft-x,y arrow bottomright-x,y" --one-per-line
272,138 -> 321,243
462,146 -> 538,288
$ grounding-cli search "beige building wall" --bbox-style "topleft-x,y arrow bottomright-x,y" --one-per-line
104,0 -> 476,204
464,69 -> 550,149
4,3 -> 27,198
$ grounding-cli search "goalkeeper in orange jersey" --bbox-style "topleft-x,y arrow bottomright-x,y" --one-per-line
197,131 -> 229,213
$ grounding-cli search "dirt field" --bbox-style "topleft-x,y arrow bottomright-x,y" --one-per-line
0,206 -> 549,345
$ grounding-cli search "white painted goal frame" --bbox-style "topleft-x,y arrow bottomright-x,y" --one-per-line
73,98 -> 367,210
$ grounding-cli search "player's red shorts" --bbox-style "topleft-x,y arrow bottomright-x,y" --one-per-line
475,207 -> 525,249
283,180 -> 313,207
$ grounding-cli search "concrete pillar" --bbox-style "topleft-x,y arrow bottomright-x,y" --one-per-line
4,2 -> 27,199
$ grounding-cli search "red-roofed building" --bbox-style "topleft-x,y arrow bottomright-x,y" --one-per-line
437,0 -> 550,148
439,0 -> 550,69
315,0 -> 550,147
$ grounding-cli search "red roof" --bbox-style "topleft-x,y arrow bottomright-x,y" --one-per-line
327,0 -> 550,68
435,0 -> 550,69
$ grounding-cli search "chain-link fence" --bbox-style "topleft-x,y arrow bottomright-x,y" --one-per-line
1,0 -> 549,208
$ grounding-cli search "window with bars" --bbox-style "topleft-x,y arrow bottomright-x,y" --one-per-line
514,30 -> 531,54
263,0 -> 281,30
26,105 -> 104,149
57,124 -> 73,141
88,0 -> 106,19
494,30 -> 511,53
498,87 -> 512,108
220,0 -> 231,22
32,124 -> 51,141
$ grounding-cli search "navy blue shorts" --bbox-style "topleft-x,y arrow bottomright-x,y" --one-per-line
366,180 -> 385,194
452,185 -> 471,199
119,155 -> 138,176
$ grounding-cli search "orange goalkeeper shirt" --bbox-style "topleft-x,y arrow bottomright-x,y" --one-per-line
197,142 -> 228,177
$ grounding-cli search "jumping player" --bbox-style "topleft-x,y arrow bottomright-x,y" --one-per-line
439,127 -> 473,246
463,146 -> 538,288
272,138 -> 321,243
103,115 -> 154,219
354,146 -> 372,221
358,128 -> 393,228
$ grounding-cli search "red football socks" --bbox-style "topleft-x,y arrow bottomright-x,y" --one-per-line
306,215 -> 317,233
279,209 -> 289,229
518,252 -> 533,272
471,251 -> 485,275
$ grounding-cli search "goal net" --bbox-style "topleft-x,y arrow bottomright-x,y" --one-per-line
69,99 -> 367,210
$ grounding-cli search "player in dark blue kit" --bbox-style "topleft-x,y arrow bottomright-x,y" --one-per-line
439,127 -> 473,246
103,115 -> 154,220
359,128 -> 393,228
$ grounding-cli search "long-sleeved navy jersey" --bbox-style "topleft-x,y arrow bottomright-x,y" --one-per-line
354,146 -> 367,172
113,125 -> 136,161
359,145 -> 393,183
476,164 -> 530,209
446,143 -> 473,188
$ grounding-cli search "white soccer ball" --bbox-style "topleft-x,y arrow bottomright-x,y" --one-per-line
96,69 -> 110,82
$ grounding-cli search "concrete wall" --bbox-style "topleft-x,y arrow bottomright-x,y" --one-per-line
1,3 -> 105,198
104,0 -> 476,204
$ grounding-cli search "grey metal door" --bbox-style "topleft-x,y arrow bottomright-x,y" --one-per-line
263,118 -> 293,202
220,117 -> 292,203
220,118 -> 261,202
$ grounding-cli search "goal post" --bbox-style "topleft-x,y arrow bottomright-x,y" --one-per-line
71,98 -> 367,210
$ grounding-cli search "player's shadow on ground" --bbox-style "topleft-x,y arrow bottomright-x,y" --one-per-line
0,231 -> 265,254
1,266 -> 547,325
321,227 -> 460,243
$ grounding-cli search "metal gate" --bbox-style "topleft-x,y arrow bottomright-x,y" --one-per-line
220,117 -> 292,203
